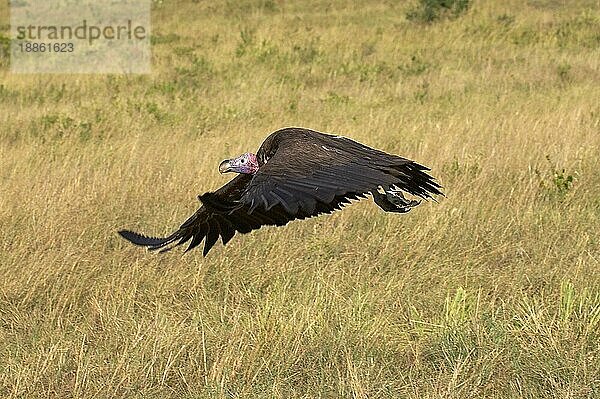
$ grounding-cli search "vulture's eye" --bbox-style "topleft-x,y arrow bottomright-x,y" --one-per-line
240,159 -> 246,163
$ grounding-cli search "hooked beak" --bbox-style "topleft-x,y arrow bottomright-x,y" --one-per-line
219,159 -> 232,174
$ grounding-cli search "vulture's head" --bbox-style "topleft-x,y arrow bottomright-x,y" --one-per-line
219,152 -> 259,175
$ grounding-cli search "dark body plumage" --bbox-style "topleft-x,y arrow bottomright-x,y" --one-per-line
119,127 -> 443,256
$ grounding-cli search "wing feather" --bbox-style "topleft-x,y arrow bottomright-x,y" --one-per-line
203,219 -> 220,256
184,222 -> 207,253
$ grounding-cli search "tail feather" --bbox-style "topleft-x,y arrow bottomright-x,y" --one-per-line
394,162 -> 444,200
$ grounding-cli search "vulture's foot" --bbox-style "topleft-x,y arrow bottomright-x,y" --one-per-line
371,186 -> 421,213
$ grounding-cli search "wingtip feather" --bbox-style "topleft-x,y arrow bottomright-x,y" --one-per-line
118,229 -> 174,249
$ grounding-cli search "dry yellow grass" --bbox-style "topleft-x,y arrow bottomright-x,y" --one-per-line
1,0 -> 599,397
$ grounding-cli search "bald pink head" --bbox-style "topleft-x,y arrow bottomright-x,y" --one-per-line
219,152 -> 259,174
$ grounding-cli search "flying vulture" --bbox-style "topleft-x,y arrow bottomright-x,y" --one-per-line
119,127 -> 442,256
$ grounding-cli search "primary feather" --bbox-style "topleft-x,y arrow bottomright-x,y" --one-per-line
118,127 -> 443,256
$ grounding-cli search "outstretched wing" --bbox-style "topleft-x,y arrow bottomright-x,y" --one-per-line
118,206 -> 239,257
118,171 -> 364,256
240,128 -> 442,215
118,174 -> 251,256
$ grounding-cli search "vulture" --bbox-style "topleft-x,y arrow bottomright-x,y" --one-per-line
119,127 -> 443,256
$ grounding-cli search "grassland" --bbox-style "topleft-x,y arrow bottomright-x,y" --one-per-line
1,0 -> 599,397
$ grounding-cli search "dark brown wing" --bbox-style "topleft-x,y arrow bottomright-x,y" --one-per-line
240,128 -> 442,215
118,172 -> 360,256
118,174 -> 256,256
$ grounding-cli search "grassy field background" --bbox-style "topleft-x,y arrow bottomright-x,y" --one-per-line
1,0 -> 599,397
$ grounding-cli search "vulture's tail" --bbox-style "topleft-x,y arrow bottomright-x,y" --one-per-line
394,162 -> 444,200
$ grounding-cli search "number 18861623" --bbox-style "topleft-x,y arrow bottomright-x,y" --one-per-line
18,42 -> 74,53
